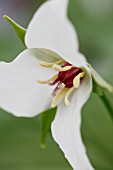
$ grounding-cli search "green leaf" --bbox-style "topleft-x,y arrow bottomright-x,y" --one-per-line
40,108 -> 56,148
3,15 -> 26,46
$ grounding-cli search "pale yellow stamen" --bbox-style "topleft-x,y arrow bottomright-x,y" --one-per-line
51,88 -> 68,108
37,79 -> 48,84
73,72 -> 85,88
53,64 -> 73,72
65,87 -> 75,106
48,74 -> 58,83
37,74 -> 58,85
64,72 -> 85,106
39,60 -> 63,68
38,59 -> 85,107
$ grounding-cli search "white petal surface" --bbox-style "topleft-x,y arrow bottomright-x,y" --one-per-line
52,68 -> 94,170
0,49 -> 58,117
25,0 -> 79,62
64,52 -> 88,69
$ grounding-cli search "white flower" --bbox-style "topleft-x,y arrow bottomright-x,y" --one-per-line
0,0 -> 95,169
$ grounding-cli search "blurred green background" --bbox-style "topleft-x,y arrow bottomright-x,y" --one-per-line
0,0 -> 113,169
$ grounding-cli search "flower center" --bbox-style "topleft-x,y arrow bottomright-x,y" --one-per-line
37,60 -> 85,107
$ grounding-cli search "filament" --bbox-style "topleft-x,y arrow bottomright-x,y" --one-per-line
51,88 -> 68,108
65,87 -> 75,106
37,74 -> 58,85
53,64 -> 73,72
73,72 -> 85,88
39,60 -> 63,68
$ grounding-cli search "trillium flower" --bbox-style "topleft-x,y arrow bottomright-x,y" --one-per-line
1,0 -> 113,169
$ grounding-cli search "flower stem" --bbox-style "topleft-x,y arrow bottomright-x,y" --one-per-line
100,92 -> 113,121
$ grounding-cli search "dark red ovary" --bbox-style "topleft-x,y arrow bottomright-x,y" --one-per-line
50,65 -> 82,88
58,67 -> 82,88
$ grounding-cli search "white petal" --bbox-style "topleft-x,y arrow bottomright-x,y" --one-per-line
25,0 -> 79,61
51,68 -> 93,170
0,48 -> 58,117
64,52 -> 88,69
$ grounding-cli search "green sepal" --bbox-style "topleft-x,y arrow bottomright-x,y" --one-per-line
40,108 -> 56,149
4,15 -> 26,46
88,64 -> 113,94
89,65 -> 113,120
92,80 -> 104,96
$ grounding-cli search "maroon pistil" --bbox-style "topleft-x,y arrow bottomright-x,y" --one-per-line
58,67 -> 82,88
50,62 -> 83,96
